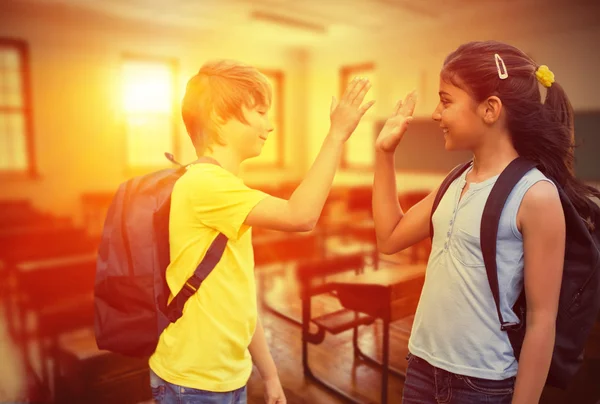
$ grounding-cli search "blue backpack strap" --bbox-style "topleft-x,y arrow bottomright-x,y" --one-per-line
167,233 -> 228,322
480,157 -> 537,331
429,161 -> 473,238
164,152 -> 222,169
165,154 -> 226,323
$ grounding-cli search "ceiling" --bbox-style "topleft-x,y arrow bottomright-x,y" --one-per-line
11,0 -> 600,46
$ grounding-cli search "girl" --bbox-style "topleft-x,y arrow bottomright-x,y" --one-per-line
372,40 -> 600,404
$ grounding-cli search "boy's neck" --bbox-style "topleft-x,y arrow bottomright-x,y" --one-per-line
200,148 -> 242,176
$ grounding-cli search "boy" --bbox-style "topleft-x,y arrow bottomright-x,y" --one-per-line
149,59 -> 373,403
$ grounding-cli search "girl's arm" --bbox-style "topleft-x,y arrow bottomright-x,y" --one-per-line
511,181 -> 565,404
372,150 -> 439,255
373,92 -> 440,255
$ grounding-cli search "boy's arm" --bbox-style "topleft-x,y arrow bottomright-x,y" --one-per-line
245,78 -> 375,232
511,181 -> 565,404
248,318 -> 278,380
245,134 -> 344,232
249,318 -> 286,403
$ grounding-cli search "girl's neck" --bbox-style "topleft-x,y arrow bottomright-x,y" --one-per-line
470,134 -> 519,180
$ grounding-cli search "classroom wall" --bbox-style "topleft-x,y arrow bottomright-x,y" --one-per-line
305,2 -> 600,190
1,0 -> 598,225
0,0 -> 309,223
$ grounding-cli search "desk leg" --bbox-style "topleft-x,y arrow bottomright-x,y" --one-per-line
373,250 -> 379,271
301,296 -> 313,378
381,317 -> 390,404
17,303 -> 33,383
4,273 -> 17,339
353,327 -> 406,379
303,296 -> 366,404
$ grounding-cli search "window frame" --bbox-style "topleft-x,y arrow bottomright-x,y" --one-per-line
0,38 -> 37,179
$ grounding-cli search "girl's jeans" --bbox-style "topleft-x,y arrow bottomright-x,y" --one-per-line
402,353 -> 515,404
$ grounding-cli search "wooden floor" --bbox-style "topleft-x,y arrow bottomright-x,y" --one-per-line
246,257 -> 600,404
2,250 -> 600,403
247,258 -> 413,404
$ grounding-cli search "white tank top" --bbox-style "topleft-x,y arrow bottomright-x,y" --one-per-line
408,164 -> 555,380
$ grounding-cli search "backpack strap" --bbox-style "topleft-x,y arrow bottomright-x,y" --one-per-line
164,152 -> 184,167
164,152 -> 222,169
164,154 -> 226,322
430,161 -> 473,238
480,157 -> 537,331
167,233 -> 228,322
191,156 -> 221,167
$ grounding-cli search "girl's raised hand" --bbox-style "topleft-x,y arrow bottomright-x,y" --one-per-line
375,90 -> 417,153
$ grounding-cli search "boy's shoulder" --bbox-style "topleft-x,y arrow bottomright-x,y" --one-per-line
175,163 -> 252,195
182,163 -> 237,183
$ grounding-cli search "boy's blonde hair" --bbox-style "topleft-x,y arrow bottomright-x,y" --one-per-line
181,59 -> 272,154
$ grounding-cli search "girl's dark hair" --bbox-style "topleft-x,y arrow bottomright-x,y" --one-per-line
442,40 -> 600,228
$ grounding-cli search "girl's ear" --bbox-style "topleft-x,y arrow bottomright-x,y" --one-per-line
482,95 -> 503,124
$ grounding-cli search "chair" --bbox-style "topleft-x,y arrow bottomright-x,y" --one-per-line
15,255 -> 151,403
298,254 -> 376,403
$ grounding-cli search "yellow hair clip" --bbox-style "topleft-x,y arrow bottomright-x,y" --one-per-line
535,65 -> 555,88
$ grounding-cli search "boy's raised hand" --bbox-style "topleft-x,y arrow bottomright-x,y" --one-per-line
328,77 -> 375,142
375,90 -> 418,153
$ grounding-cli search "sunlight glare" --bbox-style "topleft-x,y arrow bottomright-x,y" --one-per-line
122,61 -> 172,113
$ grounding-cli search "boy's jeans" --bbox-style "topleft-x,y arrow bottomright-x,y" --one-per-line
150,369 -> 247,404
402,353 -> 515,404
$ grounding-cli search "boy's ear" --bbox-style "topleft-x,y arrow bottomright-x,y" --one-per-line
482,96 -> 502,124
209,110 -> 228,145
216,131 -> 227,146
211,110 -> 227,125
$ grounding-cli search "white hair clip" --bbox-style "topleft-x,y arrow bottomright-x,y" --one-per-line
495,54 -> 508,80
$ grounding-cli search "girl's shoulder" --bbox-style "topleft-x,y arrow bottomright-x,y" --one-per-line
513,168 -> 562,235
508,167 -> 558,214
515,167 -> 556,190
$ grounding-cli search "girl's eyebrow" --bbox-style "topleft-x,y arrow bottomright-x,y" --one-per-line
439,91 -> 451,98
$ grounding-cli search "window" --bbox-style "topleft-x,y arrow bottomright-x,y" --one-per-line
244,69 -> 284,168
0,39 -> 35,176
121,56 -> 178,169
340,63 -> 376,169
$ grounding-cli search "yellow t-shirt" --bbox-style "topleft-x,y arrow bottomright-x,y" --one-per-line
149,163 -> 267,392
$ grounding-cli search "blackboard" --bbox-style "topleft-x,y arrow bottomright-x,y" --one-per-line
374,118 -> 473,174
374,112 -> 599,180
574,111 -> 600,181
